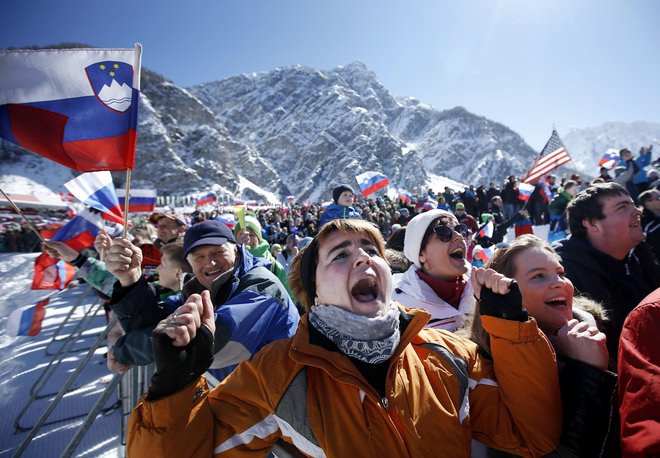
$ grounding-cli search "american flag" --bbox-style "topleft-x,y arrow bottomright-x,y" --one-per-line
522,130 -> 571,184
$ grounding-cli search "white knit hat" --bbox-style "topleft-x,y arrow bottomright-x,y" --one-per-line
403,209 -> 454,269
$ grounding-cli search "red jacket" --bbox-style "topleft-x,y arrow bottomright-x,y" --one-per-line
618,288 -> 660,457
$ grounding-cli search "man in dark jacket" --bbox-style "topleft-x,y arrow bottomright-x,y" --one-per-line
554,183 -> 660,368
106,220 -> 300,380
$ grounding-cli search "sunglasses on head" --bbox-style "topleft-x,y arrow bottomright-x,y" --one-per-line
432,223 -> 470,242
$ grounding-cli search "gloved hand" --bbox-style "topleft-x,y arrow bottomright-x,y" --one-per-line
147,291 -> 216,401
471,266 -> 528,322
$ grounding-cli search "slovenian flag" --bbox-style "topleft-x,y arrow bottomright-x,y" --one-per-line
0,45 -> 142,172
6,298 -> 51,337
598,149 -> 619,170
474,245 -> 495,263
321,201 -> 332,211
117,188 -> 157,213
64,171 -> 123,224
423,196 -> 438,210
33,208 -> 103,289
540,178 -> 554,203
355,171 -> 389,197
479,221 -> 494,239
214,214 -> 236,229
398,190 -> 412,204
196,192 -> 217,206
518,182 -> 535,202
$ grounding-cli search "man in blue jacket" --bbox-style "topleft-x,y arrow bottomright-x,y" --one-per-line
106,220 -> 299,380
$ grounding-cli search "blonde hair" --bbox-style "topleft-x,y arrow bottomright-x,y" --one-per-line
289,219 -> 385,312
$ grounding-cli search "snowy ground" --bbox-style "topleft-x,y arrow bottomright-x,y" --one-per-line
0,253 -> 124,458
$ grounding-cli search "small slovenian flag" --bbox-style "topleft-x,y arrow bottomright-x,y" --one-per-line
64,171 -> 123,224
474,245 -> 495,263
518,182 -> 535,202
6,298 -> 51,337
423,196 -> 438,210
321,201 -> 332,211
33,208 -> 104,289
479,221 -> 494,239
398,190 -> 412,204
214,214 -> 236,229
355,171 -> 389,198
286,195 -> 295,203
540,178 -> 554,203
598,148 -> 619,170
196,192 -> 217,206
117,189 -> 157,213
59,192 -> 75,203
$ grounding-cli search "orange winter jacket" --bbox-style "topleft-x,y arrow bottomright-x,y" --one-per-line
128,306 -> 561,458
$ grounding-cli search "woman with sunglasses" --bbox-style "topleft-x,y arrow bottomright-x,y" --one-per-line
392,209 -> 475,331
127,219 -> 562,457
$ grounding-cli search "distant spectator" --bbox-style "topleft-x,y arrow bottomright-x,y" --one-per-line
501,175 -> 521,220
454,202 -> 478,234
598,166 -> 613,182
149,210 -> 187,248
639,188 -> 660,260
614,149 -> 640,201
632,145 -> 654,194
318,184 -> 360,227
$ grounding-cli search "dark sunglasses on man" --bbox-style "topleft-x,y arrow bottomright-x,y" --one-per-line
432,223 -> 470,242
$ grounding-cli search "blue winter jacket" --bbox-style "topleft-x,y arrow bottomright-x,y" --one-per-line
318,203 -> 361,227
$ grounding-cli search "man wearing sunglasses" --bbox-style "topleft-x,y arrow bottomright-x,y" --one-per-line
392,209 -> 475,331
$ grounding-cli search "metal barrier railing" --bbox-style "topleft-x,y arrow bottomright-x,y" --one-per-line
11,287 -> 121,457
44,284 -> 96,356
11,282 -> 230,457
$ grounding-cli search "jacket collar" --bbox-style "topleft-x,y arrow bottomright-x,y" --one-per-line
393,265 -> 474,318
289,304 -> 429,396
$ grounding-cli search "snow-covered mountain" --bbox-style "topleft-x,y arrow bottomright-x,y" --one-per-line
563,121 -> 660,176
2,59 -> 657,202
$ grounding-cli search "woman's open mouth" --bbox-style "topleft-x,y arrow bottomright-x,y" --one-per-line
545,296 -> 569,308
351,277 -> 379,302
449,247 -> 465,259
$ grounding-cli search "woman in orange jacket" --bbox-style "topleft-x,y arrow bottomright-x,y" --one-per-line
127,219 -> 561,457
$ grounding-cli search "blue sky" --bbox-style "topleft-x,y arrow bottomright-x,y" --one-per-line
2,0 -> 658,150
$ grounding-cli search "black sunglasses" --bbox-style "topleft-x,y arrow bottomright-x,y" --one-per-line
432,223 -> 470,242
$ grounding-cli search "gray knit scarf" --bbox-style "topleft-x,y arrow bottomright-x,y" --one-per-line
308,301 -> 400,364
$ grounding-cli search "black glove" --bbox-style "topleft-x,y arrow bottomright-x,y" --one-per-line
146,324 -> 215,401
479,281 -> 528,322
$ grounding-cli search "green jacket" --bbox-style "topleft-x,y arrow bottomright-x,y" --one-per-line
246,240 -> 295,302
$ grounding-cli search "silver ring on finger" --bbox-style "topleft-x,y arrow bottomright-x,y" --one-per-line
167,312 -> 178,327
